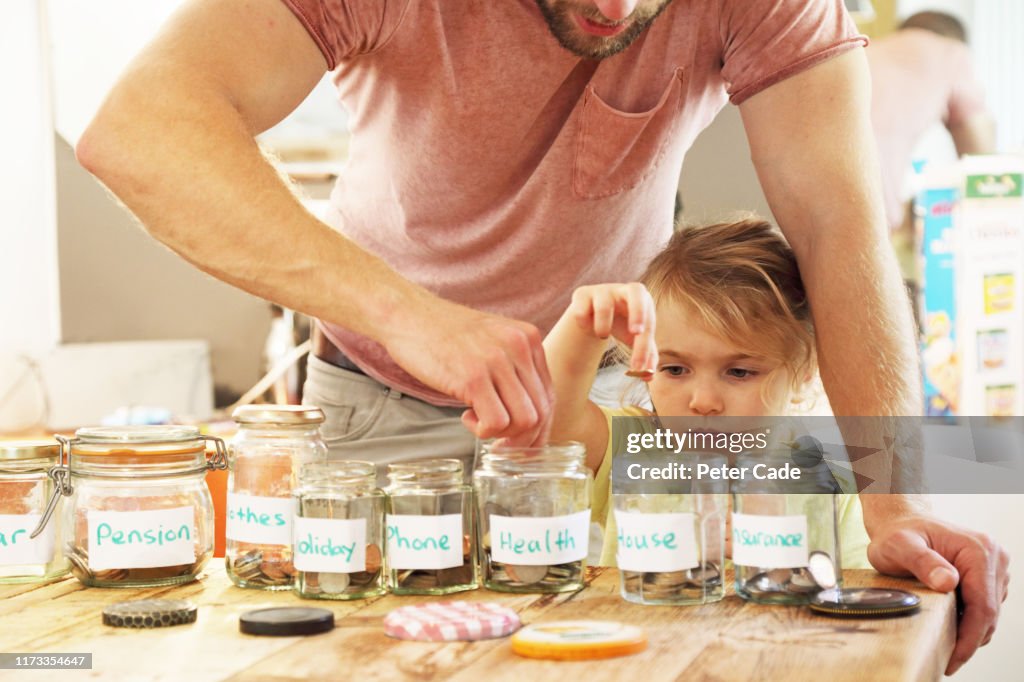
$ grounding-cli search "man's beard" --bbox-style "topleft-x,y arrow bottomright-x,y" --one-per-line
534,0 -> 674,60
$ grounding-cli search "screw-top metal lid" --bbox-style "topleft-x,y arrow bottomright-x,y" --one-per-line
231,405 -> 326,426
0,440 -> 61,462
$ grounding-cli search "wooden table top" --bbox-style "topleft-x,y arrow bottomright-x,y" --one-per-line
0,565 -> 954,681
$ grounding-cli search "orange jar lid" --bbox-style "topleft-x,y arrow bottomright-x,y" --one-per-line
510,620 -> 647,661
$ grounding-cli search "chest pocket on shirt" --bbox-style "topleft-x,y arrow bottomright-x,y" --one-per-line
573,67 -> 685,200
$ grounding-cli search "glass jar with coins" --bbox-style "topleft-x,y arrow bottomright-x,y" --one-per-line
31,426 -> 225,588
0,441 -> 68,583
474,442 -> 591,593
731,448 -> 842,605
293,461 -> 386,600
385,459 -> 478,595
613,451 -> 728,605
226,405 -> 327,590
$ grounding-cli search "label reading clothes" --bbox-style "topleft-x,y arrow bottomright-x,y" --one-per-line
226,492 -> 293,545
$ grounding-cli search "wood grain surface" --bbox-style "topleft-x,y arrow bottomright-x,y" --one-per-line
0,565 -> 954,681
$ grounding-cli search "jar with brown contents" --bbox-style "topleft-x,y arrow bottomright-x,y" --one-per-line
294,461 -> 386,600
385,459 -> 478,595
32,426 -> 225,588
0,441 -> 68,583
226,405 -> 327,590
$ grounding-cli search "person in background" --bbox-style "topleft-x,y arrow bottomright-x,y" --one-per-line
543,218 -> 871,568
75,1 -> 1007,671
868,11 -> 996,282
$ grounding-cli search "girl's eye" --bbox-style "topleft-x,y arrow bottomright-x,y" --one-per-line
659,365 -> 687,377
727,368 -> 758,379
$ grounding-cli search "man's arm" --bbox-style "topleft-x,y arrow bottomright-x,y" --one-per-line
77,0 -> 552,445
739,48 -> 1008,675
949,112 -> 997,157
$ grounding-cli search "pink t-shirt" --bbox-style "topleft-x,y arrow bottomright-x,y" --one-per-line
867,29 -> 987,231
283,0 -> 864,406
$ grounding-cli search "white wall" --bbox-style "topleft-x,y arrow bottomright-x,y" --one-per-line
0,1 -> 60,353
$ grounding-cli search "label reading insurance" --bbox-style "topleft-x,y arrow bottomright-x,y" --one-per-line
614,510 -> 698,572
88,507 -> 195,570
293,516 -> 366,573
226,492 -> 293,545
386,514 -> 463,570
0,514 -> 55,566
731,513 -> 808,569
490,510 -> 590,566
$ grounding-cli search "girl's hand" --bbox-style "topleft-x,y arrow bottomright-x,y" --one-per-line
567,283 -> 658,379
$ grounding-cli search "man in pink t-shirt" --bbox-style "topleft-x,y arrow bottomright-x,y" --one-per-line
869,11 -> 995,234
76,1 -> 1006,671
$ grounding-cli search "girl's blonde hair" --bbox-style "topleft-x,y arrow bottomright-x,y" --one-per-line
640,216 -> 816,403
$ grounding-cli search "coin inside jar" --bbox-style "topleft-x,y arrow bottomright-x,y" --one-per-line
808,551 -> 837,589
505,564 -> 548,585
365,544 -> 382,574
317,572 -> 351,594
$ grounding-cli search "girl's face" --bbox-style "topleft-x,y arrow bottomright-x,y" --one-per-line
647,300 -> 793,417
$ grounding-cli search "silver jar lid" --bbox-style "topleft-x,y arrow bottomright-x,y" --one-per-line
0,440 -> 61,462
231,405 -> 326,426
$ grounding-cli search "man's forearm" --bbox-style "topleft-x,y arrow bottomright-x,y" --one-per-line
77,76 -> 425,345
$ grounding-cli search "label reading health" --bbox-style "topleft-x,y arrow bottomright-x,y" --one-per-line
490,510 -> 590,566
226,492 -> 293,545
0,514 -> 55,566
614,510 -> 698,572
386,514 -> 463,570
293,516 -> 366,573
88,507 -> 195,570
731,513 -> 808,569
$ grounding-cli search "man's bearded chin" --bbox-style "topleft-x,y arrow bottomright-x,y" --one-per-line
534,0 -> 675,60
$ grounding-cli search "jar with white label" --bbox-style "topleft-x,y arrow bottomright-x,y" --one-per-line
0,441 -> 67,583
731,450 -> 842,604
613,452 -> 728,605
385,459 -> 477,595
293,461 -> 386,600
226,405 -> 327,590
474,442 -> 592,593
32,426 -> 225,588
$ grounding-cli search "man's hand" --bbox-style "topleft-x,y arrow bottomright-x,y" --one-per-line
384,298 -> 555,447
867,514 -> 1010,675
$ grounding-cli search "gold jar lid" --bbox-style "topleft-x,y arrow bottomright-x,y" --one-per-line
231,404 -> 325,426
0,440 -> 61,462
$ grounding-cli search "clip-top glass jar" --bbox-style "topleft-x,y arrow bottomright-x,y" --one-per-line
474,442 -> 592,593
613,451 -> 728,605
32,426 -> 226,588
294,461 -> 386,600
385,459 -> 478,595
0,441 -> 68,583
226,404 -> 327,590
732,450 -> 842,604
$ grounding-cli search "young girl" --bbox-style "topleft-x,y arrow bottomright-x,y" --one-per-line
543,217 -> 870,568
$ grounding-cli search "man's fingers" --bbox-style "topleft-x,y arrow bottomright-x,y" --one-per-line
871,529 -> 959,591
464,372 -> 511,439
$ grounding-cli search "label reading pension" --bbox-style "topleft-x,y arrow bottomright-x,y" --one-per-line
0,514 -> 55,566
293,516 -> 366,573
88,507 -> 195,570
613,510 -> 698,572
386,514 -> 463,570
731,513 -> 808,569
490,510 -> 590,566
226,492 -> 293,545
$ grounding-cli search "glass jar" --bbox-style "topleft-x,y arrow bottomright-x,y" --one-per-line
474,442 -> 591,593
33,426 -> 225,588
731,451 -> 842,604
385,459 -> 478,595
293,461 -> 386,600
0,441 -> 67,583
226,405 -> 327,590
613,452 -> 728,605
